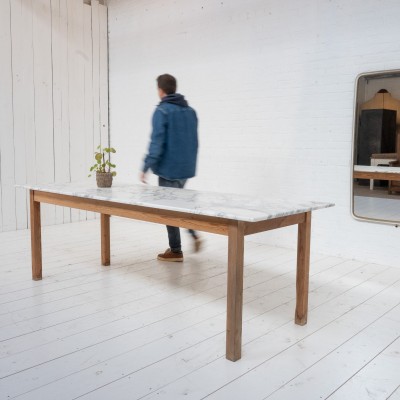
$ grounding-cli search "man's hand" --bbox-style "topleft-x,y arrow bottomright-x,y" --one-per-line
140,171 -> 147,184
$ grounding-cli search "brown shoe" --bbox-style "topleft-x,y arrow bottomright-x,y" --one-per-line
157,248 -> 183,262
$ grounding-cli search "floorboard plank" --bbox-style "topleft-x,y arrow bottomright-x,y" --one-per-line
388,386 -> 400,400
1,219 -> 399,400
325,336 -> 400,400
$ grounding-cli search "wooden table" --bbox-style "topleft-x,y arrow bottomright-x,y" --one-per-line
369,154 -> 397,190
25,183 -> 333,362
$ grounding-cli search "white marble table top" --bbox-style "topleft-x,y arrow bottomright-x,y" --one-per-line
21,182 -> 334,223
354,165 -> 400,174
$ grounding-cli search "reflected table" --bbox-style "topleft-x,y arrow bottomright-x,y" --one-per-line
23,183 -> 333,362
354,165 -> 400,182
370,153 -> 397,190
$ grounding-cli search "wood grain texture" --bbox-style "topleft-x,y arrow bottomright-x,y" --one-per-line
33,191 -> 231,235
226,221 -> 245,361
68,0 -> 85,223
353,170 -> 400,181
0,0 -> 16,232
1,1 -> 108,232
1,218 -> 399,398
91,0 -> 101,149
99,3 -> 109,148
101,214 -> 110,266
32,0 -> 56,226
30,191 -> 42,281
83,4 -> 96,222
52,0 -> 72,225
295,211 -> 311,325
29,190 -> 317,362
10,0 -> 30,230
244,213 -> 305,236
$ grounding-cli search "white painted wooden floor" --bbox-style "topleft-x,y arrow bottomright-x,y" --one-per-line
354,195 -> 400,221
0,217 -> 399,400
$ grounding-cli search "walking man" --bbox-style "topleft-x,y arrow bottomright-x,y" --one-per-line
140,74 -> 201,261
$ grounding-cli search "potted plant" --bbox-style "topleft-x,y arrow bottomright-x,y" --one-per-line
89,145 -> 117,188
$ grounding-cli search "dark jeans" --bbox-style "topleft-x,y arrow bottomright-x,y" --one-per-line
158,177 -> 197,253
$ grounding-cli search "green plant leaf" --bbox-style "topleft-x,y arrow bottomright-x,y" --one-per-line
95,153 -> 102,162
97,145 -> 101,150
88,174 -> 92,177
110,148 -> 116,153
104,148 -> 110,153
111,171 -> 117,177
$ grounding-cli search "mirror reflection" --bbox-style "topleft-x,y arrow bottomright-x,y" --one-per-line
352,70 -> 400,224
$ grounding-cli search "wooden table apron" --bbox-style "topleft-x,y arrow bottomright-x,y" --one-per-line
353,170 -> 400,181
29,189 -> 312,362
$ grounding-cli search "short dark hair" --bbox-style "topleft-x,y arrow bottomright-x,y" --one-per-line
157,74 -> 177,95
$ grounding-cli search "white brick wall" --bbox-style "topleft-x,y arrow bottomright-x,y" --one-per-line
108,0 -> 400,267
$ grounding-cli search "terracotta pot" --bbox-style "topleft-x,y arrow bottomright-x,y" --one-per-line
96,172 -> 113,188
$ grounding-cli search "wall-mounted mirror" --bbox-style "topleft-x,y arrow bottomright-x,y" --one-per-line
352,70 -> 400,225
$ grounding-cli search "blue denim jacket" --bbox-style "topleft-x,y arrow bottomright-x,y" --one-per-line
143,94 -> 198,180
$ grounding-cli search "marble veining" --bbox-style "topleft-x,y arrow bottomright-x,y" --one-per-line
21,182 -> 334,222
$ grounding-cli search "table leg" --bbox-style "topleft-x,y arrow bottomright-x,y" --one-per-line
295,211 -> 311,325
370,159 -> 374,190
101,214 -> 110,266
226,221 -> 245,361
30,190 -> 42,281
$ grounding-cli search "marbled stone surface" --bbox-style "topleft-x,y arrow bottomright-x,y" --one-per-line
22,182 -> 334,222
